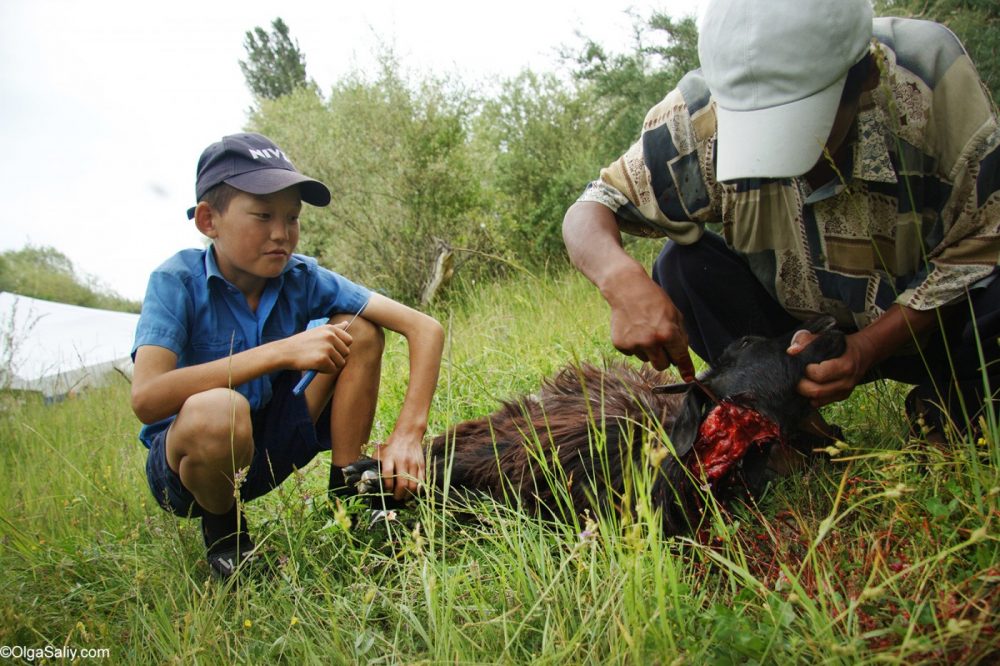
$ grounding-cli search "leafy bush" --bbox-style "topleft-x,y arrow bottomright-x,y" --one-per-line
249,56 -> 501,304
0,245 -> 139,313
475,71 -> 605,265
566,11 -> 699,159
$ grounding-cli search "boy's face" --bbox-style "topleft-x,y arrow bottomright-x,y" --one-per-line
197,186 -> 302,291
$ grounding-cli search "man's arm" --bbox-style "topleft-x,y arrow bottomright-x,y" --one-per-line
358,293 -> 445,498
130,324 -> 353,424
563,201 -> 695,380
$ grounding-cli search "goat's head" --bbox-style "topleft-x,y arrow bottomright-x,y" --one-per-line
655,316 -> 846,487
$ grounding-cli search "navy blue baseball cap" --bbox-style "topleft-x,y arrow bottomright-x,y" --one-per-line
186,133 -> 331,219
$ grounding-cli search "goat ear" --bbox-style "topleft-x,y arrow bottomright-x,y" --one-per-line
669,388 -> 710,458
798,410 -> 844,442
802,315 -> 837,334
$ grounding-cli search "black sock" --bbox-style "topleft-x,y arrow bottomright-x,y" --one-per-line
201,503 -> 252,555
329,465 -> 354,499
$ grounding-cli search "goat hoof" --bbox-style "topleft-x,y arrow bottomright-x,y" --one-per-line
342,457 -> 382,494
359,470 -> 380,494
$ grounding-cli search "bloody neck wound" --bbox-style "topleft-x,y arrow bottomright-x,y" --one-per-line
690,401 -> 783,482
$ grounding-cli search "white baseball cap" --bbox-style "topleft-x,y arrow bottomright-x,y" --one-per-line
698,0 -> 873,182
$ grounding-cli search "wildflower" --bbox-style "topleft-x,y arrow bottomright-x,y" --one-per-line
333,501 -> 351,531
579,515 -> 599,543
410,522 -> 426,555
647,445 -> 669,468
859,586 -> 883,601
233,467 -> 249,496
290,616 -> 299,627
243,619 -> 252,629
884,483 -> 908,499
76,621 -> 90,641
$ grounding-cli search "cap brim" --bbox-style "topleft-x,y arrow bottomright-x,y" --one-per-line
714,72 -> 847,182
225,169 -> 332,208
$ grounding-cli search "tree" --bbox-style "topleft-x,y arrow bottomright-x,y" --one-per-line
567,11 -> 700,158
239,18 -> 312,100
477,71 -> 605,262
248,52 -> 495,304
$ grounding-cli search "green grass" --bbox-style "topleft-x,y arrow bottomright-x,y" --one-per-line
1,267 -> 998,664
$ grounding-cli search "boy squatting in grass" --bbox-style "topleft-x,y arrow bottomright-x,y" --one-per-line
130,133 -> 444,579
564,0 -> 1000,441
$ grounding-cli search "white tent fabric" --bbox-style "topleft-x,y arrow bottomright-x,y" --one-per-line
0,292 -> 139,399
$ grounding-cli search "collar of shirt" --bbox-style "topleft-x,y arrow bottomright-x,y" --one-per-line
201,244 -> 310,322
202,243 -> 303,284
200,246 -> 312,375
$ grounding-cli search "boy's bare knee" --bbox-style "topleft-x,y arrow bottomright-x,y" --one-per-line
170,389 -> 254,465
350,317 -> 385,358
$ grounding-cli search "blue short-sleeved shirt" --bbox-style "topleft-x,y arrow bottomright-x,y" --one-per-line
131,246 -> 371,447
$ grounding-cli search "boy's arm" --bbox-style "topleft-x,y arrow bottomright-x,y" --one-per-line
130,324 -> 354,424
361,293 -> 445,499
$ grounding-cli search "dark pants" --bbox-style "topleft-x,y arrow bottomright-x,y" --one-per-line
652,231 -> 1000,433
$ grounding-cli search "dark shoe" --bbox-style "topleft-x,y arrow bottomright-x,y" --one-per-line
201,505 -> 256,580
905,386 -> 948,444
341,457 -> 382,495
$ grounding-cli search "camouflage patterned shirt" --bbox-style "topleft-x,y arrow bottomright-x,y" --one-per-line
578,17 -> 1000,329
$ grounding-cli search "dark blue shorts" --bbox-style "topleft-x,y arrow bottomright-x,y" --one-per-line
145,371 -> 332,518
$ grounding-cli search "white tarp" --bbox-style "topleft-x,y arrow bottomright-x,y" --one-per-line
0,292 -> 139,399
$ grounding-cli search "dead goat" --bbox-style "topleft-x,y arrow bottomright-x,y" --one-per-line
343,316 -> 846,534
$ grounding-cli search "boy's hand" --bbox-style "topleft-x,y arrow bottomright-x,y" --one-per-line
372,432 -> 425,500
283,323 -> 353,373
